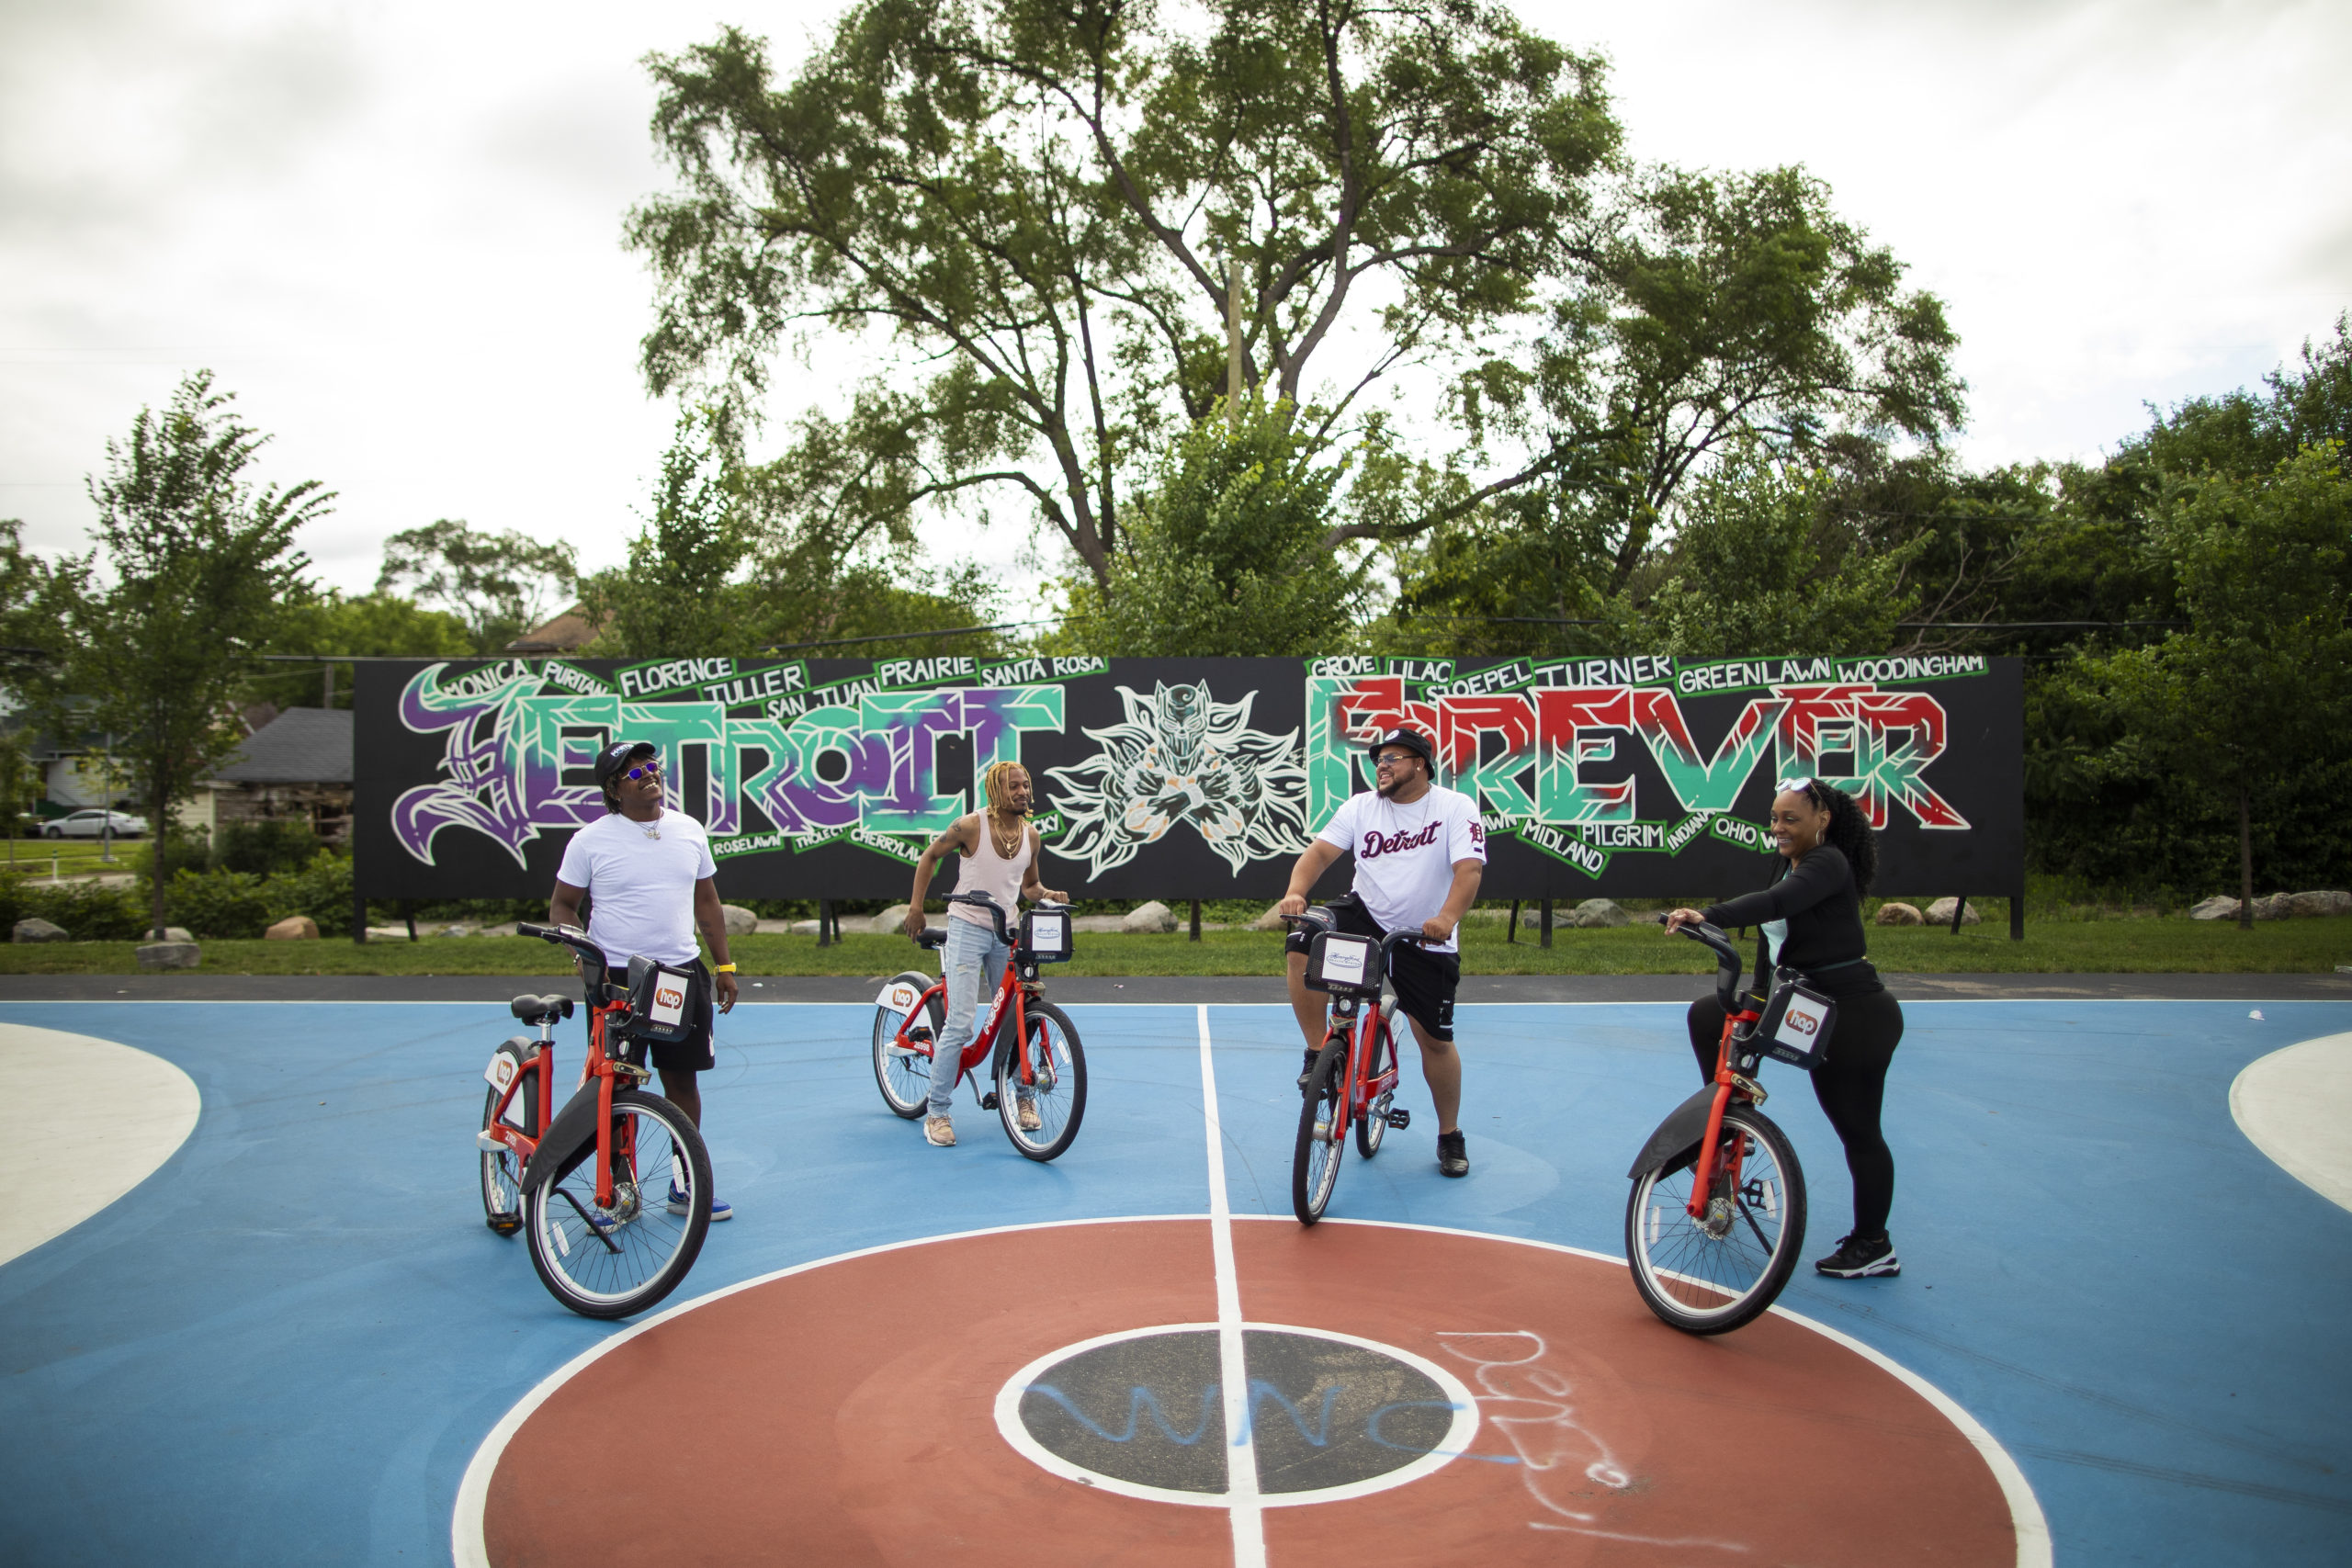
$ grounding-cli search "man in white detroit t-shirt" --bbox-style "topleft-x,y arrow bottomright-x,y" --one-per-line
1276,725 -> 1486,1177
548,739 -> 741,1220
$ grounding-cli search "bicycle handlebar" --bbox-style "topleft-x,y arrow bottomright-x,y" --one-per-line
1673,920 -> 1747,1013
937,891 -> 1070,948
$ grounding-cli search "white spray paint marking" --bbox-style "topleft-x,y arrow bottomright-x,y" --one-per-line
1197,1004 -> 1266,1568
1438,1330 -> 1748,1553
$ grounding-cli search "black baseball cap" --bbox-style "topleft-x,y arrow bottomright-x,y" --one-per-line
594,739 -> 658,788
1365,726 -> 1434,768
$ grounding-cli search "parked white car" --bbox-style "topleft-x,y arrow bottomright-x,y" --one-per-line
43,809 -> 147,839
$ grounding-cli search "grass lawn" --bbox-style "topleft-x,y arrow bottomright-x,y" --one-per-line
4,915 -> 2348,976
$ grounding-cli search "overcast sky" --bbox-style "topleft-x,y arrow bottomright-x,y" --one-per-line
3,0 -> 2345,615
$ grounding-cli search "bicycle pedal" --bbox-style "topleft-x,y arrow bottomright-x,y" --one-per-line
978,1092 -> 1000,1111
477,1130 -> 507,1152
905,1027 -> 933,1044
1385,1108 -> 1411,1129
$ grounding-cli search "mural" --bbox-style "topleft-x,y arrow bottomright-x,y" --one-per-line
352,653 -> 2020,901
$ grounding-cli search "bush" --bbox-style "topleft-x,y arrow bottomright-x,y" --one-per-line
167,868 -> 274,939
213,818 -> 326,876
263,852 -> 355,937
0,874 -> 149,941
130,823 -> 211,881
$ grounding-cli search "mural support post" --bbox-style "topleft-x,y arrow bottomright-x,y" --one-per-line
1507,900 -> 1520,943
1950,894 -> 1966,935
1540,898 -> 1553,949
2011,878 -> 2026,942
1189,899 -> 1202,942
351,888 -> 366,943
817,898 -> 833,949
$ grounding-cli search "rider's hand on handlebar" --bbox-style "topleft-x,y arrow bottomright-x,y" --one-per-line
1418,915 -> 1453,944
1036,886 -> 1069,904
1275,892 -> 1308,918
1661,907 -> 1708,933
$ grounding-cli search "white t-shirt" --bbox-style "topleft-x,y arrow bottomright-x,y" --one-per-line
554,808 -> 718,968
1316,784 -> 1487,954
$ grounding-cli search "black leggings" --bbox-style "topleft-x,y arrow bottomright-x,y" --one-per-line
1686,988 -> 1905,1240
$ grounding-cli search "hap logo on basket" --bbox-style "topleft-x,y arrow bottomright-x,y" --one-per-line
1777,995 -> 1826,1046
650,976 -> 689,1027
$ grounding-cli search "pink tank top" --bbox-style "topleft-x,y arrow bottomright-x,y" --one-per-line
948,815 -> 1033,930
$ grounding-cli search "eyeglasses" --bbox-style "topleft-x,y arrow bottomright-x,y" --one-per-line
1374,751 -> 1419,769
621,761 -> 662,782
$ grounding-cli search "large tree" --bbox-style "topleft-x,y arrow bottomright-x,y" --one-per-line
628,0 -> 1959,615
375,519 -> 578,654
56,372 -> 327,939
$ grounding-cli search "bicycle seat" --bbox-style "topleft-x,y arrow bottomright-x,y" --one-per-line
916,930 -> 947,951
510,993 -> 574,1022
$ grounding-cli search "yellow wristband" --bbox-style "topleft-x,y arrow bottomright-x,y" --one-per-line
713,964 -> 737,973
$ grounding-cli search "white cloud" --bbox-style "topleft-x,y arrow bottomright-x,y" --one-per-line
0,0 -> 2344,616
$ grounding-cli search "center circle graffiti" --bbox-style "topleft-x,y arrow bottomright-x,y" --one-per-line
997,1324 -> 1478,1503
463,1220 -> 2039,1567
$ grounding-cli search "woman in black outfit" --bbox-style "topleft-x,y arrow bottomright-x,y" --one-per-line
1663,777 -> 1905,1279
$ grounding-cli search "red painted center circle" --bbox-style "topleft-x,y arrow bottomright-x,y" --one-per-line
476,1219 -> 2026,1566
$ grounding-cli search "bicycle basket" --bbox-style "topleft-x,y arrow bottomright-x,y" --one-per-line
625,955 -> 699,1044
1305,930 -> 1380,995
1755,968 -> 1838,1069
1021,907 -> 1072,964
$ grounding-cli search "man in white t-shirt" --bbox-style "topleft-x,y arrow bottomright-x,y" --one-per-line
548,739 -> 741,1220
1275,725 -> 1486,1177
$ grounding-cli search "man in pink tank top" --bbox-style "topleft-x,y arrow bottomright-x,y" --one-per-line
903,761 -> 1067,1145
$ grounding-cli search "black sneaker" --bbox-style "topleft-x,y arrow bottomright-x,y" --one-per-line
1436,1129 -> 1469,1178
1296,1048 -> 1320,1091
1815,1233 -> 1899,1278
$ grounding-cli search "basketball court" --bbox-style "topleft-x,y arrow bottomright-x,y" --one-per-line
3,981 -> 2348,1565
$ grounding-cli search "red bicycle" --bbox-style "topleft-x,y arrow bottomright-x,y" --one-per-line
1623,921 -> 1810,1334
1287,913 -> 1419,1224
870,892 -> 1088,1160
477,922 -> 714,1318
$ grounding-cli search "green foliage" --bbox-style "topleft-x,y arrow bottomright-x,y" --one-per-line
129,821 -> 210,880
1056,402 -> 1365,656
212,818 -> 326,876
0,874 -> 148,941
254,589 -> 474,710
265,852 -> 355,937
1636,445 -> 1926,658
0,726 -> 42,840
165,867 -> 274,939
50,371 -> 327,942
375,519 -> 577,654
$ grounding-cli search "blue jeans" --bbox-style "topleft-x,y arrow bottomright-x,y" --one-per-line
928,918 -> 1010,1117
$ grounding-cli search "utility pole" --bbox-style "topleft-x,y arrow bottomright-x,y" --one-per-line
1226,259 -> 1245,430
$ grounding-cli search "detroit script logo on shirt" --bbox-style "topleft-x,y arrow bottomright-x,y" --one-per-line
1362,822 -> 1443,859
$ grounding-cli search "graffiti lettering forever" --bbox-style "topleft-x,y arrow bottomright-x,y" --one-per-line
369,654 -> 2001,897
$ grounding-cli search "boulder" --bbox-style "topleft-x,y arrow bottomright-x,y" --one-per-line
364,925 -> 413,941
1924,897 -> 1981,926
1570,897 -> 1630,928
719,903 -> 759,937
1072,915 -> 1128,932
135,942 -> 199,970
2288,890 -> 2352,918
2189,896 -> 2240,920
143,926 -> 195,943
870,903 -> 911,935
1875,902 -> 1925,926
1250,903 -> 1289,931
11,918 -> 67,942
790,919 -> 821,936
266,915 -> 320,941
477,922 -> 518,938
2249,893 -> 2294,921
1121,900 -> 1178,933
435,923 -> 474,938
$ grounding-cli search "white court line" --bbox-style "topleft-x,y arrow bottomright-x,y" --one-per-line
1197,1003 -> 1267,1568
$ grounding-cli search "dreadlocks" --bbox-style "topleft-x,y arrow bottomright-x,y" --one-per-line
1788,777 -> 1879,893
982,760 -> 1029,817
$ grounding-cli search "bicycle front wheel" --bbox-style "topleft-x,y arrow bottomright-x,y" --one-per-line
997,999 -> 1087,1160
1625,1103 -> 1806,1335
1355,1002 -> 1396,1159
524,1089 -> 713,1320
1293,1042 -> 1348,1225
872,972 -> 944,1119
479,1053 -> 539,1238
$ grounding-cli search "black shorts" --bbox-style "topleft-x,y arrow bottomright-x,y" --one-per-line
602,962 -> 716,1074
1284,895 -> 1460,1043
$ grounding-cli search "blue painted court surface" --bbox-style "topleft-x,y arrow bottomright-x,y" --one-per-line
3,994 -> 2348,1565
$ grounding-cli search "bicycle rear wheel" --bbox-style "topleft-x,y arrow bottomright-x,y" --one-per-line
872,972 -> 944,1119
1355,1002 -> 1396,1158
524,1089 -> 712,1320
1625,1103 -> 1805,1335
1293,1042 -> 1348,1225
479,1052 -> 538,1237
996,999 -> 1088,1160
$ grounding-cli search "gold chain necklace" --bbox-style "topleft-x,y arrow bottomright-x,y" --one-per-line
987,811 -> 1023,859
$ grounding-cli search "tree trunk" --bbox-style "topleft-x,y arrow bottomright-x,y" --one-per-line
2237,784 -> 2255,932
151,780 -> 171,941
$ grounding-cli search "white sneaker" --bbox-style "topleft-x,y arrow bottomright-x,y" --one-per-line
1017,1099 -> 1042,1132
924,1115 -> 956,1146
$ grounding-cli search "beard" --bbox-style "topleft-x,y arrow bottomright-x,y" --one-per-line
1377,770 -> 1414,799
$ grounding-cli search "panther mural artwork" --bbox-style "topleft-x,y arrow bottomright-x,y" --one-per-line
352,654 -> 2020,904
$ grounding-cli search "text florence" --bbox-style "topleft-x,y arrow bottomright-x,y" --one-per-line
1361,823 -> 1442,858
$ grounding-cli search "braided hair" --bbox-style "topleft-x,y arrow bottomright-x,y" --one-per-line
981,759 -> 1028,816
1785,777 -> 1878,893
